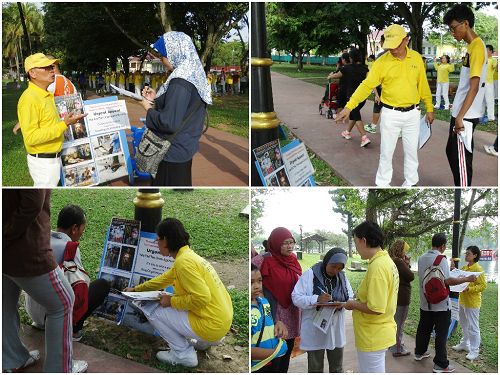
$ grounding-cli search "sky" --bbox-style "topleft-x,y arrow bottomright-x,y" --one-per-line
256,188 -> 345,237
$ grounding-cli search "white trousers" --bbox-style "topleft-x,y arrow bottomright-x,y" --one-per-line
376,107 -> 420,186
27,154 -> 61,187
494,80 -> 498,100
357,349 -> 387,373
135,86 -> 142,97
484,83 -> 495,120
435,82 -> 450,108
147,307 -> 214,359
458,305 -> 481,354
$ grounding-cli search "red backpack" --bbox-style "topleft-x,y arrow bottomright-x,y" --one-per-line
60,241 -> 90,323
422,254 -> 449,307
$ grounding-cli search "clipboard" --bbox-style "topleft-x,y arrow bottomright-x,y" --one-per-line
419,116 -> 432,149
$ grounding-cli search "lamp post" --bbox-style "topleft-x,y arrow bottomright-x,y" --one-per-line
299,224 -> 303,252
251,2 -> 281,186
133,189 -> 165,233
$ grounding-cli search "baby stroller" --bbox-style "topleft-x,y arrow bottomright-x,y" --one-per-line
319,80 -> 339,119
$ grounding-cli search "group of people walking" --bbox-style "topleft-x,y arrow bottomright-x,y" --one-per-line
251,221 -> 486,373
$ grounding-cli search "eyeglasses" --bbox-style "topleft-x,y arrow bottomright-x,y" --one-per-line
449,21 -> 464,33
282,240 -> 295,246
36,65 -> 55,71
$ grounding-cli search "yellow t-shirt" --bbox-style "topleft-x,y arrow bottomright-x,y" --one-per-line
486,57 -> 497,84
346,47 -> 433,111
127,74 -> 134,84
434,62 -> 454,83
105,73 -> 110,83
118,73 -> 125,84
352,250 -> 399,352
134,246 -> 233,342
458,262 -> 486,309
17,82 -> 68,154
134,72 -> 143,85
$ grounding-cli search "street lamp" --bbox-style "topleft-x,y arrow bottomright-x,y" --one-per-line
299,224 -> 303,252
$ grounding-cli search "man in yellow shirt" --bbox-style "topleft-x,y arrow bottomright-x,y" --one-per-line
337,24 -> 434,187
124,218 -> 233,368
17,53 -> 87,186
483,45 -> 497,121
134,70 -> 143,97
443,4 -> 487,187
451,245 -> 486,361
341,221 -> 399,373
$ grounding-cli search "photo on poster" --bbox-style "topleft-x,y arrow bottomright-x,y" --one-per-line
253,139 -> 282,178
131,274 -> 152,287
100,271 -> 130,292
71,121 -> 88,140
63,162 -> 97,187
121,303 -> 155,335
103,243 -> 121,268
95,295 -> 127,323
91,132 -> 122,158
109,224 -> 126,244
96,154 -> 127,182
277,168 -> 290,186
124,224 -> 140,246
54,94 -> 85,144
118,246 -> 136,272
61,142 -> 93,167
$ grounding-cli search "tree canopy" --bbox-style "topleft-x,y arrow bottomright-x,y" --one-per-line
41,2 -> 248,72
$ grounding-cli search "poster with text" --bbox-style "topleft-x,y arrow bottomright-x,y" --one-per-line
281,139 -> 315,186
96,218 -> 173,334
58,96 -> 131,186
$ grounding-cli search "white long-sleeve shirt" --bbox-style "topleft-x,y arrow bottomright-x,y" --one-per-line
292,268 -> 354,351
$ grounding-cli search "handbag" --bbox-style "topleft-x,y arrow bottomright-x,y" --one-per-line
136,101 -> 204,177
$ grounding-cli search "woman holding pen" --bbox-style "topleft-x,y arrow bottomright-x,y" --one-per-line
252,227 -> 302,372
292,248 -> 353,372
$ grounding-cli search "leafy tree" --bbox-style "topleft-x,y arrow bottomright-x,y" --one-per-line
211,40 -> 246,67
2,2 -> 43,81
330,188 -> 497,254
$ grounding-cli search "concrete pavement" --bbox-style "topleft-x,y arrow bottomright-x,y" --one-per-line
271,72 -> 498,186
288,310 -> 471,373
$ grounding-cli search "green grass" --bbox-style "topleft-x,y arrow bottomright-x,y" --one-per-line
50,189 -> 249,279
2,86 -> 32,186
229,289 -> 249,346
272,63 -> 333,87
208,94 -> 249,138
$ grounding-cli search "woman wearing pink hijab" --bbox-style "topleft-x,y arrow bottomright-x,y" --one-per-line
252,227 -> 302,372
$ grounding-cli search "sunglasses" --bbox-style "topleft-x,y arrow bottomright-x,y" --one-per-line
36,65 -> 55,71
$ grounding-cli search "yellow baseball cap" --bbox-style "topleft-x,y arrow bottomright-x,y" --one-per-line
24,53 -> 59,73
382,24 -> 407,49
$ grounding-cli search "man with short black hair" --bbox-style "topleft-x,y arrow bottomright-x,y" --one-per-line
443,4 -> 487,186
415,233 -> 477,373
17,53 -> 87,186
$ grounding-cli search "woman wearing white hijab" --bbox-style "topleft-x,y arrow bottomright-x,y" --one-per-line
141,31 -> 211,186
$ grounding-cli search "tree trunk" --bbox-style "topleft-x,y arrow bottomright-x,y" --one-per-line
159,2 -> 173,32
458,189 -> 477,254
17,2 -> 31,56
365,189 -> 378,222
297,51 -> 303,71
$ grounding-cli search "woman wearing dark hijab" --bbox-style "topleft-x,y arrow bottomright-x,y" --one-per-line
252,227 -> 302,372
292,248 -> 353,372
141,31 -> 211,186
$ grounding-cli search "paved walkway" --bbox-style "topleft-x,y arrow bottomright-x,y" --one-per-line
272,72 -> 498,186
16,324 -> 160,373
86,91 -> 249,186
289,310 -> 471,373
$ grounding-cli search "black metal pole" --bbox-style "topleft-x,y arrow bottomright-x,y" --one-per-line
450,188 -> 461,299
251,2 -> 280,186
133,189 -> 164,233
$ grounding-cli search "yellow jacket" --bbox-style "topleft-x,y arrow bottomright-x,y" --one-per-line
134,246 -> 233,342
434,62 -> 454,83
346,47 -> 432,112
458,262 -> 486,309
17,82 -> 67,154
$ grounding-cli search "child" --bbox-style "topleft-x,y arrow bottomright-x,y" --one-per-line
291,248 -> 353,372
251,264 -> 288,372
451,245 -> 486,360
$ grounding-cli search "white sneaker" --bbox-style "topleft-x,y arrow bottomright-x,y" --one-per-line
466,351 -> 479,360
72,359 -> 88,373
451,342 -> 469,352
434,105 -> 440,109
189,338 -> 211,351
484,145 -> 498,156
156,350 -> 198,367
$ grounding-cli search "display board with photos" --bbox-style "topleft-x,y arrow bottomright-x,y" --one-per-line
253,139 -> 315,186
95,218 -> 174,335
55,94 -> 133,186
